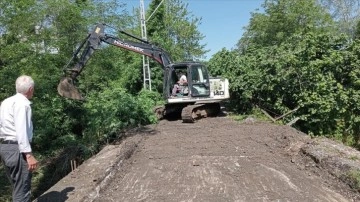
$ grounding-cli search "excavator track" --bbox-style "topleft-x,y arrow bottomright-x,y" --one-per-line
181,103 -> 221,123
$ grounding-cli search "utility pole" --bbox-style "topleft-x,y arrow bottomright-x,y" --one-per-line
140,0 -> 166,90
140,0 -> 151,90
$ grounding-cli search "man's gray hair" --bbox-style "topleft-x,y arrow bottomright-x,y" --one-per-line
16,75 -> 34,94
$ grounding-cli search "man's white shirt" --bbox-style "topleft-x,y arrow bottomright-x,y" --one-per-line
0,93 -> 33,153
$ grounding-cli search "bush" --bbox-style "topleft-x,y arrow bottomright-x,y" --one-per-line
82,82 -> 161,148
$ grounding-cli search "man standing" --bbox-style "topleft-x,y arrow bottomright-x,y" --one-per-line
0,75 -> 38,202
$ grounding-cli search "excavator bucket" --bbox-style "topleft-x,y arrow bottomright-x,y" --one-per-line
57,77 -> 84,100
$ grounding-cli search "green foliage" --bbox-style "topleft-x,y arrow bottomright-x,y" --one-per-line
231,107 -> 274,123
82,82 -> 160,148
207,0 -> 360,146
0,0 -> 179,200
78,47 -> 145,96
238,0 -> 334,51
320,0 -> 360,37
208,49 -> 255,112
347,169 -> 360,190
0,165 -> 11,202
147,0 -> 207,62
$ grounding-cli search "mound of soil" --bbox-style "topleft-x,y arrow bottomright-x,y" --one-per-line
35,116 -> 360,202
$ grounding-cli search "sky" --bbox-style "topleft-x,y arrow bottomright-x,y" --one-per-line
126,0 -> 264,59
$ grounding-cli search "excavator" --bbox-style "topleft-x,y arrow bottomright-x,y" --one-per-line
57,23 -> 230,123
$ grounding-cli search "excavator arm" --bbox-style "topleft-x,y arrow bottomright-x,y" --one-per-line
57,23 -> 172,100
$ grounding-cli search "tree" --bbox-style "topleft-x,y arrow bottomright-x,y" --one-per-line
110,0 -> 209,94
216,0 -> 360,145
237,0 -> 334,51
319,0 -> 360,37
146,0 -> 207,62
0,0 -> 140,200
0,0 -> 209,198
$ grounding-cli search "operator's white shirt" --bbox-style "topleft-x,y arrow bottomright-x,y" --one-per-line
0,93 -> 33,153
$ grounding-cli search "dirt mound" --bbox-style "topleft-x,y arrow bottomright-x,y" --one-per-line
301,138 -> 360,192
35,116 -> 360,202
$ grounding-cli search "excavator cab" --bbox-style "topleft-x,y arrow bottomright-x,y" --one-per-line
188,64 -> 210,97
166,63 -> 210,99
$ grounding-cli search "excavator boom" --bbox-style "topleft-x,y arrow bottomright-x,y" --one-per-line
57,23 -> 171,100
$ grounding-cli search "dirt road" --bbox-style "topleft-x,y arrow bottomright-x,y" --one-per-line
35,116 -> 360,202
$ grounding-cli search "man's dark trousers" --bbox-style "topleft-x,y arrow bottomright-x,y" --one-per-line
0,143 -> 32,202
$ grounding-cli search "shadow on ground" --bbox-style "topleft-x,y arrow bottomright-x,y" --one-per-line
34,187 -> 75,202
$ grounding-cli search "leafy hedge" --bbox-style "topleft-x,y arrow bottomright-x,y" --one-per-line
83,84 -> 160,147
208,32 -> 360,146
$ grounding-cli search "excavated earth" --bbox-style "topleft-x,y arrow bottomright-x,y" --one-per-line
35,114 -> 360,202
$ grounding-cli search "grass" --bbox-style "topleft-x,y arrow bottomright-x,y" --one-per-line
231,107 -> 275,123
0,164 -> 12,202
349,155 -> 359,161
348,169 -> 360,190
0,148 -> 81,201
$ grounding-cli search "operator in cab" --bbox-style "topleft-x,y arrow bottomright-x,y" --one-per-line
171,71 -> 188,97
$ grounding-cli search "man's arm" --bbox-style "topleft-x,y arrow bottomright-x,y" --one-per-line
13,103 -> 38,171
14,103 -> 32,153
